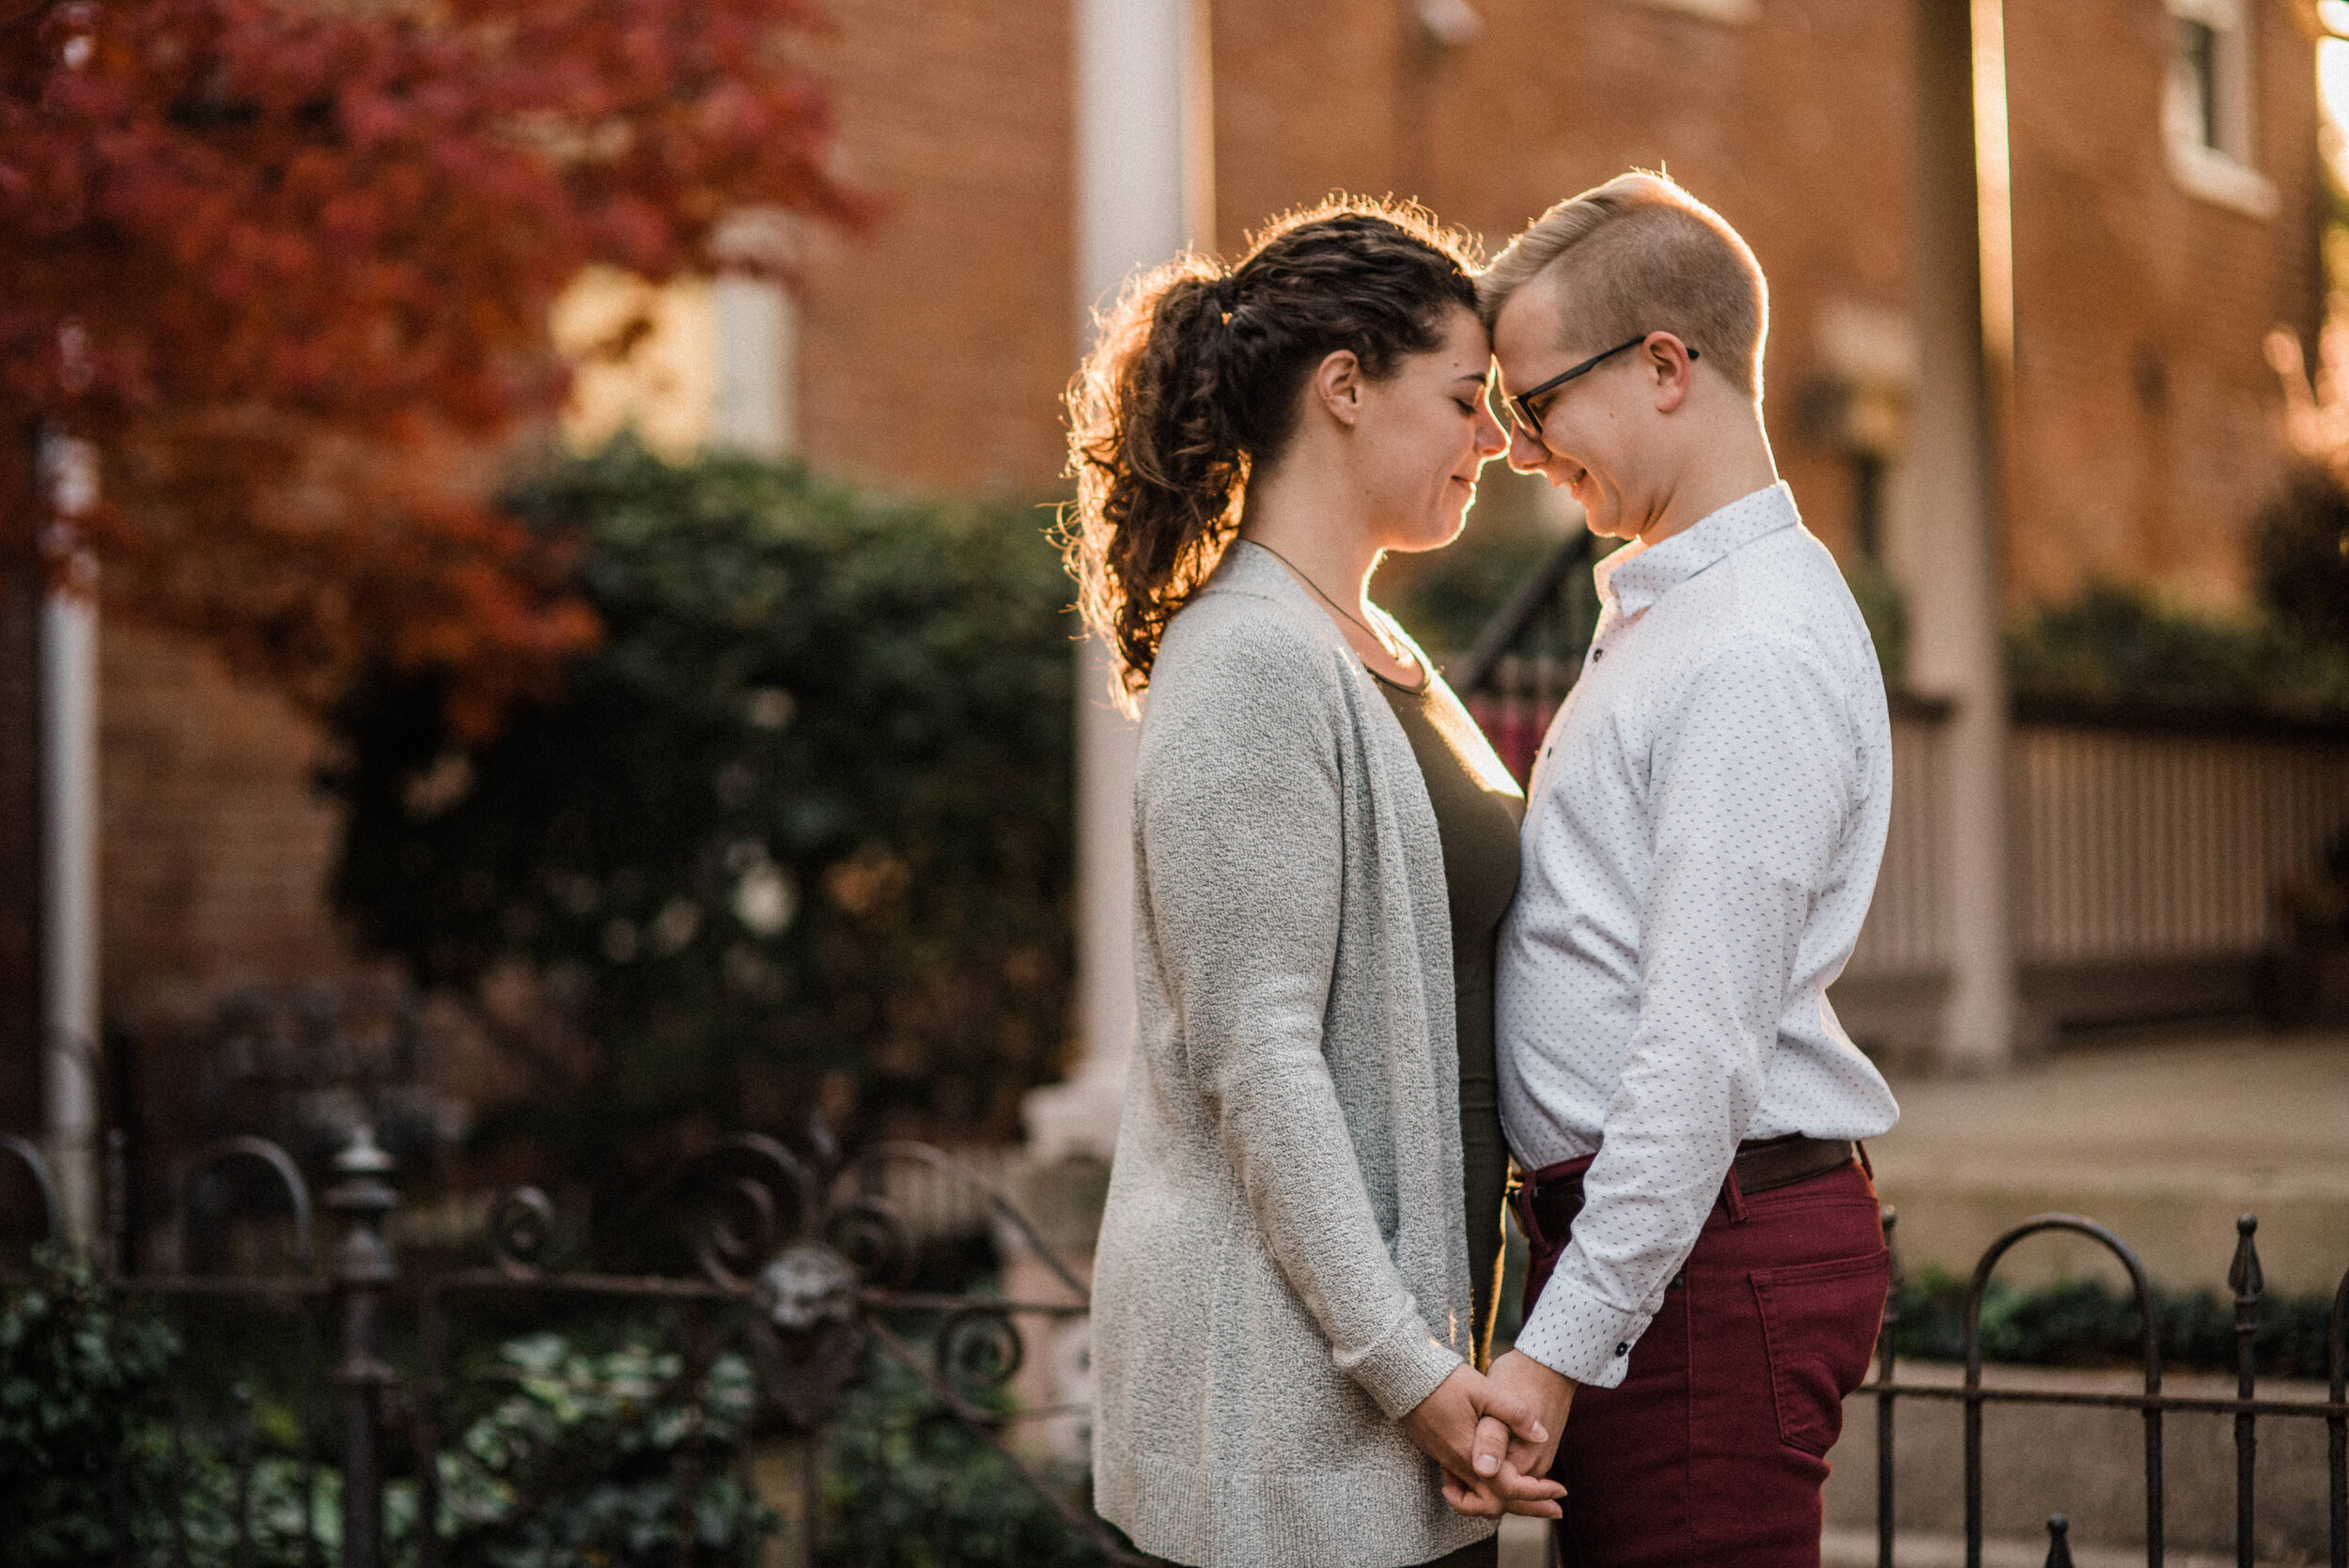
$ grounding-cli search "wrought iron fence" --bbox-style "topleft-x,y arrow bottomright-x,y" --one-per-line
0,1123 -> 1146,1568
10,1122 -> 2346,1566
1864,1205 -> 2349,1568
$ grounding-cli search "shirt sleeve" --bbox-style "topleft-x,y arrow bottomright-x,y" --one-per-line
1137,621 -> 1463,1419
1513,634 -> 1854,1387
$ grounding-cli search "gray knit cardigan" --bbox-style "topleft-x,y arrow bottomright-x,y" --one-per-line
1089,542 -> 1492,1568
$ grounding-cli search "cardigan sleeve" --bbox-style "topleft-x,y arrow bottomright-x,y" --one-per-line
1134,613 -> 1461,1420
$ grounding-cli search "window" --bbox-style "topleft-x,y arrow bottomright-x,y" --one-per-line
1630,0 -> 1758,22
2164,0 -> 2278,216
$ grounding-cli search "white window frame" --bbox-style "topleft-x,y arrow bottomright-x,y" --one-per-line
2164,0 -> 2279,217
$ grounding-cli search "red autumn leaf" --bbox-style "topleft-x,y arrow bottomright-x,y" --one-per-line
1,0 -> 871,726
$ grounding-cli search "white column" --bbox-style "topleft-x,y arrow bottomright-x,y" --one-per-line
1899,0 -> 2017,1069
1023,0 -> 1212,1164
709,211 -> 800,457
710,275 -> 797,457
38,432 -> 101,1247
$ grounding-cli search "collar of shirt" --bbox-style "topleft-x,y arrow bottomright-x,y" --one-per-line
1592,480 -> 1799,623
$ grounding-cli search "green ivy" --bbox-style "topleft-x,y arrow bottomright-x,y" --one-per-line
2,1252 -> 778,1568
412,1332 -> 773,1568
1889,1265 -> 2341,1378
0,1248 -> 181,1566
817,1345 -> 1117,1568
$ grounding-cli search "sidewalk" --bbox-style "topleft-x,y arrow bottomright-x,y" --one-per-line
1866,1029 -> 2349,1294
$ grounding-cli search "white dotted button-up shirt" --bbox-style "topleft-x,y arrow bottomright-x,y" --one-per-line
1496,481 -> 1900,1388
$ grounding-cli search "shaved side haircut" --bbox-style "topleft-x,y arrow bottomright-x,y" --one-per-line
1480,171 -> 1769,400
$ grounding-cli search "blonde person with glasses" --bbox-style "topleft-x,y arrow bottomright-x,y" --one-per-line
1460,171 -> 1898,1568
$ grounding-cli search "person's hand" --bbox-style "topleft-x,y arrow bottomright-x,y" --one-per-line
1448,1349 -> 1578,1517
1399,1363 -> 1567,1519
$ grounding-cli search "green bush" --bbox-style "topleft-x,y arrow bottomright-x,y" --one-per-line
0,1250 -> 335,1567
818,1344 -> 1116,1568
2005,582 -> 2349,718
2254,470 -> 2349,653
1889,1265 -> 2341,1378
325,442 -> 1076,1195
0,1248 -> 180,1566
412,1332 -> 773,1568
1,1250 -> 777,1568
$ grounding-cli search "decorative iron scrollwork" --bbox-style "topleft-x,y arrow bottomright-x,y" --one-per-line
485,1188 -> 555,1280
935,1304 -> 1024,1403
693,1175 -> 779,1288
821,1195 -> 914,1289
748,1240 -> 864,1429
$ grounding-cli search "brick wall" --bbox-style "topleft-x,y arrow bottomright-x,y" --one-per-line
2003,0 -> 2323,609
792,0 -> 1075,498
96,621 -> 377,1034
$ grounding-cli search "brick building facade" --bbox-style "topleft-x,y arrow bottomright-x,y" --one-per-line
781,0 -> 2324,606
8,0 -> 2327,1147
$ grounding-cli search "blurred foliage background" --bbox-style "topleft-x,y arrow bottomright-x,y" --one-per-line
2005,465 -> 2349,721
323,443 -> 1075,1214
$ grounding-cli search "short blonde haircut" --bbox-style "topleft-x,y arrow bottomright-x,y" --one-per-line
1479,171 -> 1768,399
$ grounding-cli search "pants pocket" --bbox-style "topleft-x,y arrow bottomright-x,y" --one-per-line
1749,1249 -> 1890,1456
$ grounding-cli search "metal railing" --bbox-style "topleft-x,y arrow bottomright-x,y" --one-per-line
8,1129 -> 2347,1562
0,1123 -> 1143,1568
1866,1206 -> 2349,1568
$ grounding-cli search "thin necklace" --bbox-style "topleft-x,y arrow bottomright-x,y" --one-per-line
1249,539 -> 1418,675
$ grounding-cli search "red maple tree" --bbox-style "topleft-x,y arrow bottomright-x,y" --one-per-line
1,0 -> 866,731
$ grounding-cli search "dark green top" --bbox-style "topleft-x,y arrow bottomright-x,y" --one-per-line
1376,666 -> 1525,1366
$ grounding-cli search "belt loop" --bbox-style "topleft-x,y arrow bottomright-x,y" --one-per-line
1512,1183 -> 1546,1255
1721,1159 -> 1749,1224
1857,1140 -> 1875,1179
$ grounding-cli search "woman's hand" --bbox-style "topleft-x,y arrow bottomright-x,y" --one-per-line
1399,1363 -> 1567,1519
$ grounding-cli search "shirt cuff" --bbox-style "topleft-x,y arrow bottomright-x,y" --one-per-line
1336,1303 -> 1464,1419
1512,1270 -> 1655,1389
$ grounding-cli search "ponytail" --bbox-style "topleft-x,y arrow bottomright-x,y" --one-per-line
1062,197 -> 1480,711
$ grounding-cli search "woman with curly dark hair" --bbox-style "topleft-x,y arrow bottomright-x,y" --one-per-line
1068,198 -> 1558,1567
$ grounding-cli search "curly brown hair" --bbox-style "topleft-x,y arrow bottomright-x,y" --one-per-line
1062,197 -> 1481,710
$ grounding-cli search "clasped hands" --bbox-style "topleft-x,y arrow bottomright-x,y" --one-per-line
1399,1349 -> 1579,1519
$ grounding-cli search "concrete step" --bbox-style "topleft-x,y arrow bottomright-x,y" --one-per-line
1870,1033 -> 2349,1295
1824,1361 -> 2340,1561
1819,1526 -> 2304,1568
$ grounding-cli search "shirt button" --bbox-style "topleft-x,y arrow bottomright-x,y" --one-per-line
1592,648 -> 1604,661
1614,1343 -> 1629,1358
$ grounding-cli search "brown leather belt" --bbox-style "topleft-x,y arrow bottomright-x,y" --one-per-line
1513,1133 -> 1861,1243
1731,1132 -> 1864,1196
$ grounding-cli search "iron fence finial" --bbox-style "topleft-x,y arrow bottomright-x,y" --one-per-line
2043,1514 -> 2074,1568
326,1123 -> 398,1568
2231,1213 -> 2264,1303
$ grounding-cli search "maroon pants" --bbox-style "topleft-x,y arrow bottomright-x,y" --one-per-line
1517,1159 -> 1889,1568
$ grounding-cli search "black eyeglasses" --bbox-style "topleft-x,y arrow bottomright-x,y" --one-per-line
1507,334 -> 1699,440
